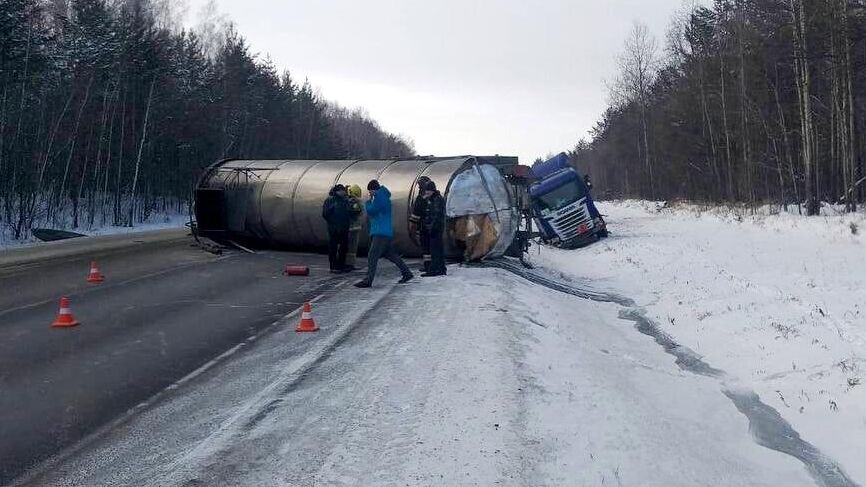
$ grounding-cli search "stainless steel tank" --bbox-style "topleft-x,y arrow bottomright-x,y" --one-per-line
195,157 -> 520,257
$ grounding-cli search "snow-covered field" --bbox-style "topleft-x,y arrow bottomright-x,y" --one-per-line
536,200 -> 866,484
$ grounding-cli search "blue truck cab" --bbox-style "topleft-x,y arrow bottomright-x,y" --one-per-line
530,153 -> 607,248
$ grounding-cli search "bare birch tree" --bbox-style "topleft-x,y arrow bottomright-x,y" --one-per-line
611,22 -> 659,199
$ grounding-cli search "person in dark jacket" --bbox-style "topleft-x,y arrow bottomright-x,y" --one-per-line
354,180 -> 413,288
409,176 -> 433,273
419,180 -> 447,277
322,184 -> 353,273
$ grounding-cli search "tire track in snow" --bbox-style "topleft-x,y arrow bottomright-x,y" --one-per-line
485,258 -> 860,487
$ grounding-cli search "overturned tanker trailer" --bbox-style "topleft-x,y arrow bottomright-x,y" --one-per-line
194,156 -> 533,259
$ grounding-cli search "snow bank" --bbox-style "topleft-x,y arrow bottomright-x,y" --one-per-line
535,200 -> 866,483
0,211 -> 189,250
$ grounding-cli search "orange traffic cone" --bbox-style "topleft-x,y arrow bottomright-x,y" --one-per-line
296,302 -> 319,333
51,297 -> 80,328
87,261 -> 105,284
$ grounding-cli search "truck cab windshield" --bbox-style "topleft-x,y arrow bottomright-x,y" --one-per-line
534,180 -> 587,211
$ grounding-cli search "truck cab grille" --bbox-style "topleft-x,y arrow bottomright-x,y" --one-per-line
550,198 -> 594,241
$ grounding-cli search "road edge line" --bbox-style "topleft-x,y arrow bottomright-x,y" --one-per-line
8,292 -> 332,487
153,282 -> 398,483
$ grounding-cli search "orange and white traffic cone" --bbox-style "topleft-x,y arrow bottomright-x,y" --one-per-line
87,261 -> 105,284
51,297 -> 80,328
295,302 -> 319,333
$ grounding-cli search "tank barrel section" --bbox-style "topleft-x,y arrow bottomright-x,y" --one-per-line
194,157 -> 527,259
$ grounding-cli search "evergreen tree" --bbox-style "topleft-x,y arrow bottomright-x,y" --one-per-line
579,0 -> 866,213
0,0 -> 414,238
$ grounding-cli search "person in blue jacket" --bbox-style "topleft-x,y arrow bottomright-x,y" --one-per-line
354,180 -> 414,288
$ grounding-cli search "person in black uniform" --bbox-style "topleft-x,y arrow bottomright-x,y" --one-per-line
420,180 -> 447,277
321,184 -> 352,273
409,176 -> 433,273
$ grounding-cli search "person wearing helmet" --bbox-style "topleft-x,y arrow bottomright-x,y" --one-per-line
345,184 -> 364,269
409,176 -> 433,273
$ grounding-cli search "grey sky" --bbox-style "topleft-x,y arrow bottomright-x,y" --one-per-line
186,0 -> 692,163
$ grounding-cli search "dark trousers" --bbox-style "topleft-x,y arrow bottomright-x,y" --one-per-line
429,229 -> 447,275
365,235 -> 412,284
419,230 -> 432,272
328,228 -> 349,270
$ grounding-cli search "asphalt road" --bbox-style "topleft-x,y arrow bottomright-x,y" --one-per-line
0,231 -> 348,485
15,266 -> 826,487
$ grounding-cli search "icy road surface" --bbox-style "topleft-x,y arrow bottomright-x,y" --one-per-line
25,266 -> 819,487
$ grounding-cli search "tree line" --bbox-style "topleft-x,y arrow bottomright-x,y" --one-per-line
575,0 -> 866,214
0,0 -> 414,239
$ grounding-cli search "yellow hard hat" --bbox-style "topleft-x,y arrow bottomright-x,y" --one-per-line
348,184 -> 362,198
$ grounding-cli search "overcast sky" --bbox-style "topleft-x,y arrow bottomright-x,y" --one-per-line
185,0 -> 693,163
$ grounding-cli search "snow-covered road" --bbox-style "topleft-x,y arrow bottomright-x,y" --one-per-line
25,263 -> 824,486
